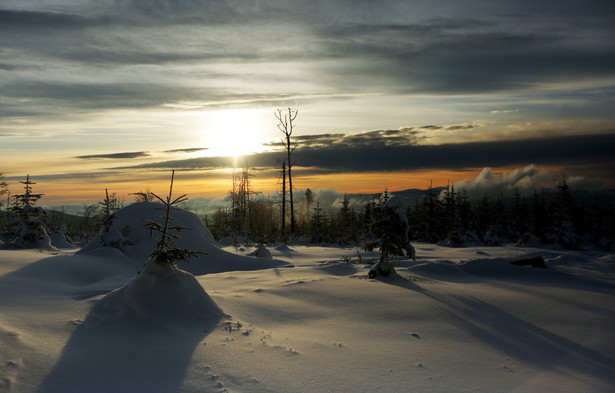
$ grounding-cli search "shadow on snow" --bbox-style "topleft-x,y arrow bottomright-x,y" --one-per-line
37,297 -> 222,393
377,274 -> 615,385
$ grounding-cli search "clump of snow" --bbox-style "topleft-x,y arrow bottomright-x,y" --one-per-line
49,230 -> 76,249
275,243 -> 293,252
80,202 -> 291,274
248,243 -> 273,259
385,195 -> 408,226
93,260 -> 225,328
1,210 -> 55,250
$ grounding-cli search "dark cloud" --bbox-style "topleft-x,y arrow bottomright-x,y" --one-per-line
114,156 -> 234,170
317,16 -> 615,94
115,132 -> 615,178
445,124 -> 475,131
287,133 -> 615,173
0,9 -> 97,31
76,151 -> 150,160
163,147 -> 208,154
1,0 -> 614,119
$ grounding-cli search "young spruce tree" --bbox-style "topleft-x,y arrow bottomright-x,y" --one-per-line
143,170 -> 202,268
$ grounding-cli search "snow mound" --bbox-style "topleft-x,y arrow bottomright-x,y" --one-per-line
80,202 -> 292,275
248,243 -> 272,259
93,261 -> 225,328
408,257 -> 557,282
275,243 -> 293,252
50,231 -> 76,249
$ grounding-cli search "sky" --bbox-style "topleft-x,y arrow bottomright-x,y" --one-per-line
1,0 -> 615,211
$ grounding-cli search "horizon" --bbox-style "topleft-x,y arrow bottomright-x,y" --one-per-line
5,164 -> 613,218
2,1 -> 615,206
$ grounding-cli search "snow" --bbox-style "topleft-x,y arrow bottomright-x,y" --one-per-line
79,202 -> 291,274
1,209 -> 615,392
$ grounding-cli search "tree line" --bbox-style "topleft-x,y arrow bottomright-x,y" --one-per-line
1,171 -> 613,251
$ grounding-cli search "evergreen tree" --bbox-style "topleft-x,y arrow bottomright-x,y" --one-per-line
366,195 -> 415,278
310,200 -> 328,243
335,193 -> 357,244
143,170 -> 202,267
549,178 -> 579,249
528,188 -> 549,243
5,175 -> 52,249
0,173 -> 7,209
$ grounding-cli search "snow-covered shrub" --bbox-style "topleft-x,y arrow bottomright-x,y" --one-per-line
3,175 -> 53,249
365,195 -> 416,278
248,243 -> 273,259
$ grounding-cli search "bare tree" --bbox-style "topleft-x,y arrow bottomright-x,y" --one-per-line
281,160 -> 287,238
231,162 -> 254,238
275,108 -> 298,234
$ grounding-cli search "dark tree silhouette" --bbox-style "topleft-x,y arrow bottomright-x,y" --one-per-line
143,170 -> 203,267
275,108 -> 298,234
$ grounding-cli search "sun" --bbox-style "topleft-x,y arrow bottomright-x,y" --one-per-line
202,109 -> 271,161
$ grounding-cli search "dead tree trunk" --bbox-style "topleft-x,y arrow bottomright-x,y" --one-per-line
276,108 -> 298,234
281,160 -> 286,239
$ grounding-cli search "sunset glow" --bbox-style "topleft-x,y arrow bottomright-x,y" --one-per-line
0,1 -> 614,213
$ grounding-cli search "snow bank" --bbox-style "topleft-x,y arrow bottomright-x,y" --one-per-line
49,231 -> 76,249
92,260 -> 225,328
80,202 -> 291,274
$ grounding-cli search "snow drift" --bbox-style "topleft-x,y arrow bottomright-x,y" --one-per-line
93,260 -> 225,328
79,202 -> 291,274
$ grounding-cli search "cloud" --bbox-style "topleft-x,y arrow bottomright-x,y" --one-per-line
76,152 -> 150,160
0,9 -> 98,31
2,2 -> 614,117
444,165 -> 604,200
163,147 -> 208,154
316,13 -> 615,94
490,109 -> 521,114
113,131 -> 615,179
113,156 -> 235,170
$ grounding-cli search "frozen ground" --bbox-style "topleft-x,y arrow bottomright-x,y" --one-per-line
1,240 -> 614,392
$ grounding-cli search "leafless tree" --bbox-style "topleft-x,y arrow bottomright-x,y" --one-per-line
275,108 -> 298,234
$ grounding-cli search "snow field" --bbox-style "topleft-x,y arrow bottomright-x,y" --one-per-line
0,202 -> 614,392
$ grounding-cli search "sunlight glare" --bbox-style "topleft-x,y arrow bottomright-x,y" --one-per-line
202,109 -> 271,160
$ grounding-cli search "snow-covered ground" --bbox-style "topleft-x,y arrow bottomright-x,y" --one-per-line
1,208 -> 614,392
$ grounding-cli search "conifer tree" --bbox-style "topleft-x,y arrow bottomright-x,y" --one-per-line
99,188 -> 117,223
0,173 -> 7,208
305,188 -> 313,227
143,170 -> 203,267
12,175 -> 43,217
6,175 -> 51,248
366,194 -> 415,278
549,178 -> 579,249
310,200 -> 328,243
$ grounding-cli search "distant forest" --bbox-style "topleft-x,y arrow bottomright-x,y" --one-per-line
1,172 -> 614,251
204,179 -> 614,251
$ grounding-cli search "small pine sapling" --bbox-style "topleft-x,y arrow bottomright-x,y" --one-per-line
366,195 -> 416,278
143,171 -> 203,268
99,188 -> 117,223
